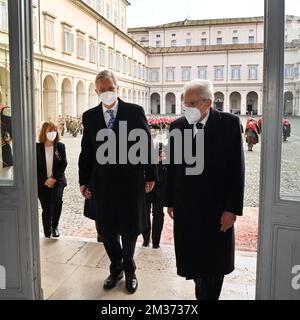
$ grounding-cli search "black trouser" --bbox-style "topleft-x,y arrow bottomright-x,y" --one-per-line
194,275 -> 225,300
38,185 -> 64,233
102,233 -> 138,276
142,193 -> 165,247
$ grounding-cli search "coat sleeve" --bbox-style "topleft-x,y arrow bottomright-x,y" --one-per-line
135,106 -> 158,182
164,122 -> 176,208
78,112 -> 94,186
223,117 -> 245,216
52,143 -> 67,181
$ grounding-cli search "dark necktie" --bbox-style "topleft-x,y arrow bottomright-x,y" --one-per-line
106,109 -> 115,129
196,122 -> 204,129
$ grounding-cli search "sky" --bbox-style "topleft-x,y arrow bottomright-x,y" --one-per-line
127,0 -> 300,28
127,0 -> 265,28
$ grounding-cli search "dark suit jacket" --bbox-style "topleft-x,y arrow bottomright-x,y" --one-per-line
36,142 -> 67,188
78,98 -> 157,237
165,108 -> 245,279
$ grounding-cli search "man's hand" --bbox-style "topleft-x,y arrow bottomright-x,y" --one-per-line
145,181 -> 155,193
44,177 -> 56,188
167,207 -> 174,220
220,211 -> 237,232
80,185 -> 92,199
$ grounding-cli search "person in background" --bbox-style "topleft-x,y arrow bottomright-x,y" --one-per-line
142,143 -> 167,249
37,122 -> 67,238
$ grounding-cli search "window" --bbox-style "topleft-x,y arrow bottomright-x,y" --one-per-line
198,67 -> 207,80
186,39 -> 192,45
138,63 -> 142,79
108,48 -> 114,69
214,67 -> 224,80
99,44 -> 106,66
231,66 -> 241,80
201,38 -> 207,45
217,31 -> 222,34
232,37 -> 239,44
96,0 -> 104,14
113,0 -> 118,26
122,55 -> 127,74
142,65 -> 146,81
89,41 -> 97,63
181,67 -> 191,81
63,31 -> 74,54
77,37 -> 86,59
217,37 -> 223,45
120,5 -> 126,30
166,68 -> 175,81
133,61 -> 137,78
248,66 -> 258,80
172,33 -> 176,37
171,40 -> 177,47
201,31 -> 206,35
0,0 -> 8,31
128,58 -> 133,76
249,36 -> 255,44
116,52 -> 121,72
150,68 -> 160,82
32,11 -> 38,41
187,32 -> 191,36
44,14 -> 56,48
156,40 -> 161,47
285,64 -> 294,78
233,30 -> 238,34
156,34 -> 161,38
106,1 -> 111,20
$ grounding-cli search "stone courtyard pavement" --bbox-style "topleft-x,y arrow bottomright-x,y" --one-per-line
38,116 -> 300,252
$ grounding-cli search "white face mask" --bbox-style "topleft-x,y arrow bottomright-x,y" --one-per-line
99,91 -> 118,106
46,131 -> 57,142
184,107 -> 202,124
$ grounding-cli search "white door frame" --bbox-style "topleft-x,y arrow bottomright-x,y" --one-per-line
0,0 -> 42,299
256,0 -> 300,299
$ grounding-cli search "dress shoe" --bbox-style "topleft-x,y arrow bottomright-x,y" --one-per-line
103,272 -> 124,290
152,244 -> 160,249
142,240 -> 150,247
44,232 -> 51,238
125,273 -> 138,294
51,227 -> 60,238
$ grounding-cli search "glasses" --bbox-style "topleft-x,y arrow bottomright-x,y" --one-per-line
182,99 -> 208,109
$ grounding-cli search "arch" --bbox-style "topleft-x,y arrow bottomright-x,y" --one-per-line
133,90 -> 137,104
141,92 -> 145,108
247,91 -> 259,115
214,92 -> 224,111
165,92 -> 176,114
284,91 -> 294,116
88,82 -> 98,109
181,93 -> 184,114
122,88 -> 127,101
43,75 -> 57,122
128,89 -> 132,103
137,91 -> 141,105
76,81 -> 86,116
150,93 -> 160,114
61,78 -> 73,117
229,92 -> 241,114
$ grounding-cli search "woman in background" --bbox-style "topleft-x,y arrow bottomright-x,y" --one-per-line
37,122 -> 67,238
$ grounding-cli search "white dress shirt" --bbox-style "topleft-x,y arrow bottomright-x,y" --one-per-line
102,100 -> 119,127
194,108 -> 210,136
45,146 -> 54,178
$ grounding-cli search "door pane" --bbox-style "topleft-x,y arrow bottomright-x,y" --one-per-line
280,0 -> 300,200
0,0 -> 13,183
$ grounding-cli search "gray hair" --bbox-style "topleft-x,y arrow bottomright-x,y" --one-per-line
183,79 -> 214,101
95,70 -> 118,87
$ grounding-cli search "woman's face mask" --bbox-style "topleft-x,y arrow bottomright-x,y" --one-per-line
46,131 -> 57,142
99,91 -> 118,106
184,107 -> 202,125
